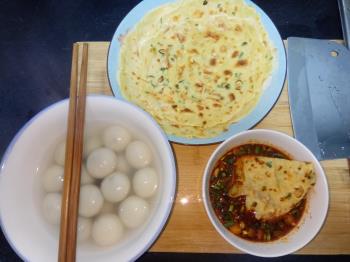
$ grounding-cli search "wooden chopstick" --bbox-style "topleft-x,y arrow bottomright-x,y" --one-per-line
58,43 -> 89,262
58,43 -> 79,261
66,43 -> 88,259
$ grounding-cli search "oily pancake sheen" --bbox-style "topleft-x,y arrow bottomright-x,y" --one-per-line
118,0 -> 275,138
229,156 -> 316,220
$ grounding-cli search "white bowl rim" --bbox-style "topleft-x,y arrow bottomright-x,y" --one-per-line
0,95 -> 177,262
202,129 -> 329,257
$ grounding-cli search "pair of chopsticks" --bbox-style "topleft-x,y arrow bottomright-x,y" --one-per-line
58,43 -> 89,262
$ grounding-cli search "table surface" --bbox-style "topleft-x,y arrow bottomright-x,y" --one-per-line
0,0 -> 348,261
79,40 -> 350,254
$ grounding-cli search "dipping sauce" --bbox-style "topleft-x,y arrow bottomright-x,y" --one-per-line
209,144 -> 311,242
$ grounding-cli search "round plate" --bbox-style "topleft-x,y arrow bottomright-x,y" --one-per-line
107,0 -> 286,145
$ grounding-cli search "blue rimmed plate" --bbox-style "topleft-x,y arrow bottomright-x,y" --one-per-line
107,0 -> 286,145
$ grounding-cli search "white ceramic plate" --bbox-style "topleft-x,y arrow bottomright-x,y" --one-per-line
107,0 -> 287,144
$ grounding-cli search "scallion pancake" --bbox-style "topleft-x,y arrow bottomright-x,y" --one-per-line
229,156 -> 316,220
119,0 -> 275,138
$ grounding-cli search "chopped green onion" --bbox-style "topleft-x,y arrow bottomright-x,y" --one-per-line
150,81 -> 157,88
224,156 -> 234,165
228,204 -> 234,212
210,181 -> 224,191
224,221 -> 234,228
255,146 -> 262,154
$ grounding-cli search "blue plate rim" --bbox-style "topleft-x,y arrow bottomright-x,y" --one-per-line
107,0 -> 287,145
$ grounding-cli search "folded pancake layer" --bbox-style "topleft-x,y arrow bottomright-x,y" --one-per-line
229,156 -> 316,219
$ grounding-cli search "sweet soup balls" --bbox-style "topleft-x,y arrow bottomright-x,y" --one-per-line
79,184 -> 104,218
41,124 -> 159,247
103,126 -> 131,152
118,196 -> 150,228
125,140 -> 152,168
133,167 -> 158,198
42,165 -> 64,192
101,172 -> 130,203
86,148 -> 117,178
92,214 -> 124,246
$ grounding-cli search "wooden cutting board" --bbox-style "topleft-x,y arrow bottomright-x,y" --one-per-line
75,41 -> 350,254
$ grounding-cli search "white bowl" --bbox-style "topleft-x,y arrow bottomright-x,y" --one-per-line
0,95 -> 176,262
202,129 -> 329,257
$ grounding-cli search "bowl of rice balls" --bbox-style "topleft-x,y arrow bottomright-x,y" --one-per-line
0,95 -> 176,262
202,129 -> 329,257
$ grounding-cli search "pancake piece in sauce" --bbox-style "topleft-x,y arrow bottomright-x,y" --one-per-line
229,156 -> 316,220
119,0 -> 276,138
209,144 -> 316,241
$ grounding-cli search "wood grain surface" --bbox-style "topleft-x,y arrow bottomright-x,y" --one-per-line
76,41 -> 350,254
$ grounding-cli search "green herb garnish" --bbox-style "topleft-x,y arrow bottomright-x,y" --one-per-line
211,181 -> 224,191
266,161 -> 272,168
224,156 -> 234,165
150,45 -> 156,53
224,221 -> 234,228
150,81 -> 157,88
228,204 -> 234,212
255,146 -> 262,154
